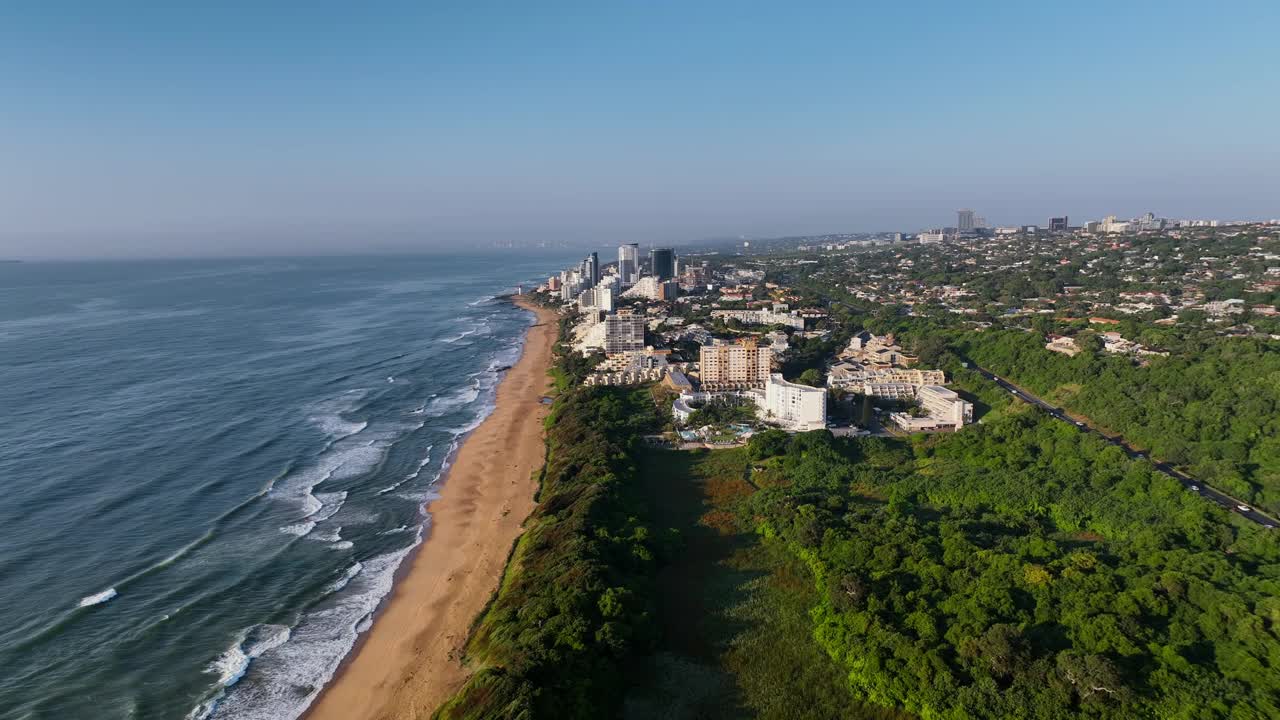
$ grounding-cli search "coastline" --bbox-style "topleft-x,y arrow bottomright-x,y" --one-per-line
303,295 -> 559,720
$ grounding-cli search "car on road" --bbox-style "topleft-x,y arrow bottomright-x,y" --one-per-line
1074,421 -> 1085,428
1190,485 -> 1200,491
1237,504 -> 1253,513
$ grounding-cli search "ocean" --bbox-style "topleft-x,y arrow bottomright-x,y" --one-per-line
0,253 -> 571,720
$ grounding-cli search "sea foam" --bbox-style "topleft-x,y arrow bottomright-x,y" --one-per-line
78,588 -> 118,608
204,544 -> 419,720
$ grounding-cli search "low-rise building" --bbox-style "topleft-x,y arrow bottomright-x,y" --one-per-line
840,331 -> 917,367
711,307 -> 805,330
623,277 -> 679,301
756,374 -> 827,431
917,385 -> 973,428
1203,299 -> 1245,317
585,367 -> 667,387
1045,335 -> 1080,356
827,364 -> 945,390
862,382 -> 919,400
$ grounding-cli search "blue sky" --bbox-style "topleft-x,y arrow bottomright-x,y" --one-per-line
2,1 -> 1277,256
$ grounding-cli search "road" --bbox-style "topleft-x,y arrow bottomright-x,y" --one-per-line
965,362 -> 1278,530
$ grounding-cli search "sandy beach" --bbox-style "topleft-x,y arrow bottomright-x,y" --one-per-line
304,296 -> 558,720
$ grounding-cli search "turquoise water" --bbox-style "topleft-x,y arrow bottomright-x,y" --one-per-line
0,254 -> 568,719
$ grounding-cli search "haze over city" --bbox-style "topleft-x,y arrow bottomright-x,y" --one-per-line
2,1 -> 1277,258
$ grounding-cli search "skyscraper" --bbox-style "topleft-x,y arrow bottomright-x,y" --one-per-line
957,209 -> 976,233
651,247 -> 675,280
581,252 -> 599,288
1049,216 -> 1069,232
618,243 -> 639,285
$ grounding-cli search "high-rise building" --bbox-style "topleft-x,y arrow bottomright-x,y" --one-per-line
699,338 -> 773,389
618,243 -> 640,285
603,313 -> 645,354
957,209 -> 976,233
651,248 -> 675,280
578,285 -> 616,313
581,252 -> 600,287
1049,216 -> 1069,232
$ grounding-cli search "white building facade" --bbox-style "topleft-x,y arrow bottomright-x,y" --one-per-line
758,373 -> 827,431
917,385 -> 973,428
618,243 -> 640,286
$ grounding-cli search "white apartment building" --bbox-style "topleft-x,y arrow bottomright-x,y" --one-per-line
827,364 -> 945,390
699,339 -> 773,389
621,276 -> 679,301
862,382 -> 918,400
757,374 -> 827,431
577,285 -> 616,312
917,385 -> 973,428
618,243 -> 640,286
710,308 -> 805,330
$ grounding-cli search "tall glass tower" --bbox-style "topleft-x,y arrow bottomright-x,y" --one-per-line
651,248 -> 675,280
618,243 -> 639,285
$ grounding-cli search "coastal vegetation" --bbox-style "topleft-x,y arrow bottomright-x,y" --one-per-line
626,447 -> 913,720
433,380 -> 667,719
746,414 -> 1280,719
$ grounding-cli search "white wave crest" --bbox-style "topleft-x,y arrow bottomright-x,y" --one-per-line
377,447 -> 433,495
78,587 -> 117,607
422,383 -> 481,417
272,421 -> 405,529
190,624 -> 292,719
441,328 -> 478,344
310,492 -> 347,523
305,391 -> 369,440
327,562 -> 364,593
311,524 -> 343,544
279,521 -> 316,537
205,545 -> 419,720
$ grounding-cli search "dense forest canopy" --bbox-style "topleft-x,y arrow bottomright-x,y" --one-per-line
747,416 -> 1280,719
954,330 -> 1280,514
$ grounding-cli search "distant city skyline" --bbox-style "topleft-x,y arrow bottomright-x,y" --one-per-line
2,2 -> 1277,258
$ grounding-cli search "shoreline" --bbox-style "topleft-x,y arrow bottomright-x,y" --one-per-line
302,295 -> 559,720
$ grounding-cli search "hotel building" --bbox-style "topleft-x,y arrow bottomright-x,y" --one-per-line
699,338 -> 773,390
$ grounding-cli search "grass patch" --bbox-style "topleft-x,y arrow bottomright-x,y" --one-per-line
625,447 -> 915,720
